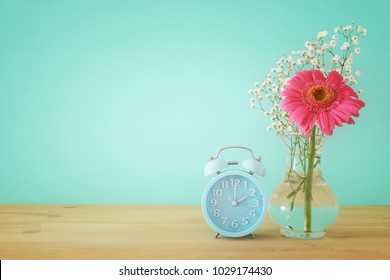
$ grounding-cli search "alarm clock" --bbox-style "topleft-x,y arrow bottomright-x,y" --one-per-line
201,146 -> 267,238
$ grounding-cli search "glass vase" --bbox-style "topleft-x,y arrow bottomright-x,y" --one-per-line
269,131 -> 339,239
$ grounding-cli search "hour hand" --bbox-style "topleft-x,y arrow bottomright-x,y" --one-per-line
236,194 -> 251,203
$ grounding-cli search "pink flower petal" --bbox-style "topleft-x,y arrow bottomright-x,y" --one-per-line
301,128 -> 311,137
325,71 -> 344,86
329,111 -> 344,127
318,112 -> 331,135
331,107 -> 351,122
281,88 -> 301,97
338,84 -> 359,98
290,106 -> 308,125
311,70 -> 326,83
338,99 -> 364,117
295,71 -> 314,86
282,96 -> 303,109
300,70 -> 324,84
300,111 -> 317,133
338,103 -> 359,116
280,69 -> 364,136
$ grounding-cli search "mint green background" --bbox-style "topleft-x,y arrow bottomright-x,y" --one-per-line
0,0 -> 389,205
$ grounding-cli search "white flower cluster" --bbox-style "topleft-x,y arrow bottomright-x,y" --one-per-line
249,22 -> 367,135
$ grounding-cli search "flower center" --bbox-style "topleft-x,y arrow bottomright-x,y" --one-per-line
305,84 -> 336,110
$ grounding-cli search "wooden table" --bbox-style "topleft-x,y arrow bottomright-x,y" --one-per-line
0,205 -> 389,260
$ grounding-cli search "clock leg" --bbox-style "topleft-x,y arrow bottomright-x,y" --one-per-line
215,233 -> 220,238
250,233 -> 255,239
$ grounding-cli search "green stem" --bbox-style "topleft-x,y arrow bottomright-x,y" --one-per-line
304,126 -> 316,232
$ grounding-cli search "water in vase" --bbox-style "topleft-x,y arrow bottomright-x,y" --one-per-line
269,205 -> 339,232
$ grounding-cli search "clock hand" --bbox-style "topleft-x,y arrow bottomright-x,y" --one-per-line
228,197 -> 238,207
235,205 -> 248,219
236,193 -> 251,203
229,197 -> 247,217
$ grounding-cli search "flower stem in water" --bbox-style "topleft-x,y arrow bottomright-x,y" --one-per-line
304,126 -> 316,232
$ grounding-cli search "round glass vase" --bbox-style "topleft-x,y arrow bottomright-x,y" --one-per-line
269,133 -> 339,239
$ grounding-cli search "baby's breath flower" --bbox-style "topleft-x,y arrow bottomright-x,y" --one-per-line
317,31 -> 328,39
348,75 -> 357,84
340,42 -> 350,50
343,25 -> 352,31
249,22 -> 366,136
331,55 -> 340,64
311,58 -> 319,66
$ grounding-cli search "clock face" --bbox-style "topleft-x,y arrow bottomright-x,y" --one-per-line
201,170 -> 267,237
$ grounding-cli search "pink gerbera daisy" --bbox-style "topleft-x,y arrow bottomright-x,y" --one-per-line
281,70 -> 365,137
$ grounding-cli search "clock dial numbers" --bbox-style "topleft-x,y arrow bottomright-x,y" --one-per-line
202,166 -> 268,238
220,180 -> 229,189
205,174 -> 264,233
231,221 -> 239,228
221,217 -> 228,225
212,189 -> 223,197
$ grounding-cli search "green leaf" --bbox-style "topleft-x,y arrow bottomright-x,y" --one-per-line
290,197 -> 295,211
287,190 -> 296,199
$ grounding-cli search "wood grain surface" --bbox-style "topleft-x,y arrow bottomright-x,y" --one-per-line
0,205 -> 389,260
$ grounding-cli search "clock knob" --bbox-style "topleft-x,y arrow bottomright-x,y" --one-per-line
204,158 -> 228,176
242,158 -> 266,176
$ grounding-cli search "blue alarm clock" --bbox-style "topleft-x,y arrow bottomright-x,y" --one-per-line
201,146 -> 267,238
